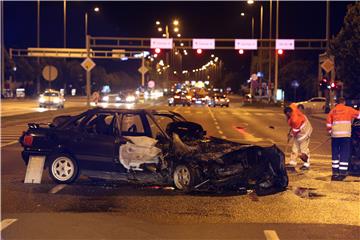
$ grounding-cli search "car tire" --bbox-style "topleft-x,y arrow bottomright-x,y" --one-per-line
173,164 -> 197,192
48,154 -> 79,184
226,104 -> 229,108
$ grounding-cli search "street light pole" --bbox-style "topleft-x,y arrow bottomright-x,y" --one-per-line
274,0 -> 279,103
64,0 -> 66,48
36,0 -> 41,94
268,0 -> 272,100
259,4 -> 263,95
85,12 -> 88,45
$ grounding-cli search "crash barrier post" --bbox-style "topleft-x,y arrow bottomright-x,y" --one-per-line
24,155 -> 45,184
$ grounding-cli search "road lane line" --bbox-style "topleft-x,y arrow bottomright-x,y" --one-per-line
216,126 -> 220,130
264,230 -> 280,240
0,140 -> 19,148
49,184 -> 67,194
218,130 -> 223,134
1,219 -> 18,231
221,136 -> 227,139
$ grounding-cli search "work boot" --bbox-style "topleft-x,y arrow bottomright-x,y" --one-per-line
331,175 -> 346,181
300,165 -> 309,171
300,162 -> 310,171
299,153 -> 308,163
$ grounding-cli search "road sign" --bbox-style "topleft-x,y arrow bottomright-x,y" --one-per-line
42,65 -> 58,81
148,80 -> 155,88
138,65 -> 148,74
276,39 -> 295,50
193,39 -> 215,49
81,57 -> 96,72
150,38 -> 173,49
235,39 -> 257,50
321,58 -> 334,73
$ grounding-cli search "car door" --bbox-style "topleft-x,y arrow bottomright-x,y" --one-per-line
69,112 -> 124,172
118,112 -> 156,170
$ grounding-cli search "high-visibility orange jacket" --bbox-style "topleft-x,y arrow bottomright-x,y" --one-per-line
288,103 -> 313,140
326,104 -> 360,138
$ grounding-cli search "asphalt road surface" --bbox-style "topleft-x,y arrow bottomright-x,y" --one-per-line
1,97 -> 359,239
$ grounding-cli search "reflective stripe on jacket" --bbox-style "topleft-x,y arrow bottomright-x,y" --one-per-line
288,103 -> 313,140
326,104 -> 360,138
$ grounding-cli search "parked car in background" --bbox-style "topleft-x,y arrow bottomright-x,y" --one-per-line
38,89 -> 65,108
296,97 -> 326,113
19,108 -> 288,195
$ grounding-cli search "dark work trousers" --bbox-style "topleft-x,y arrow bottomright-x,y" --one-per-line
331,137 -> 351,175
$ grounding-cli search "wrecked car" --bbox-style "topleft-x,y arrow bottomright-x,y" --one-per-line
19,108 -> 288,195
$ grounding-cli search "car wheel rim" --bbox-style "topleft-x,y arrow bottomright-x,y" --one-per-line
51,156 -> 75,181
174,166 -> 191,190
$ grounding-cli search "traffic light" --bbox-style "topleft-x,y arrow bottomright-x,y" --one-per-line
319,77 -> 329,90
330,82 -> 336,89
196,49 -> 203,54
277,49 -> 284,55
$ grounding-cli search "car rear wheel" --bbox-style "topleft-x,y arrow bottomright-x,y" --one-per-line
49,154 -> 79,184
173,164 -> 197,192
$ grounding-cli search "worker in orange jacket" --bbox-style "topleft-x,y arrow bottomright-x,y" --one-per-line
284,103 -> 313,170
327,97 -> 360,181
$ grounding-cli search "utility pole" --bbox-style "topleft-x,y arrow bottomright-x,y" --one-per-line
273,0 -> 279,103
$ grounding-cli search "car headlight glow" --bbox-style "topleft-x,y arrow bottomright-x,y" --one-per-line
115,96 -> 121,101
126,95 -> 135,102
39,97 -> 45,103
53,98 -> 60,104
102,96 -> 109,102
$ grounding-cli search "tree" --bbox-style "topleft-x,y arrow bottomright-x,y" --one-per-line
330,2 -> 360,98
279,60 -> 317,101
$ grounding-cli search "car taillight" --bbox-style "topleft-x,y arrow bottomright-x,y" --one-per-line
23,134 -> 33,146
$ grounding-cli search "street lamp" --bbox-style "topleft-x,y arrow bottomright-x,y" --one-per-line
173,19 -> 179,26
85,7 -> 101,43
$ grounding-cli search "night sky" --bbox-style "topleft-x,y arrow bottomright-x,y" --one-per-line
4,1 -> 355,78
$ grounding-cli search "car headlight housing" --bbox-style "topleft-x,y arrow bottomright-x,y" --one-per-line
39,97 -> 45,103
53,98 -> 60,104
115,96 -> 121,102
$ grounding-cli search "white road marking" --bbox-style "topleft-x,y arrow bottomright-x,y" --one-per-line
49,184 -> 67,194
216,126 -> 220,130
264,230 -> 280,240
221,136 -> 227,139
1,219 -> 18,231
0,140 -> 18,148
218,130 -> 223,134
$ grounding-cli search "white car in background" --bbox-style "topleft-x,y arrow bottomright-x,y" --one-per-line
296,97 -> 326,113
39,90 -> 65,108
